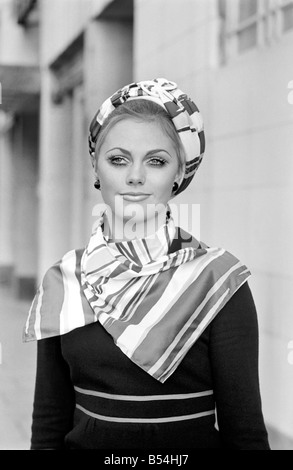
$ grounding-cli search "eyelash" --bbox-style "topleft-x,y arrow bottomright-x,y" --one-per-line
108,156 -> 126,166
108,156 -> 167,167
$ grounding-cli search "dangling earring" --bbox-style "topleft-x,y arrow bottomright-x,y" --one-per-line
172,182 -> 179,193
94,179 -> 101,190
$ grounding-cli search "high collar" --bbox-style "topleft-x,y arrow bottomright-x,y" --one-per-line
98,208 -> 176,267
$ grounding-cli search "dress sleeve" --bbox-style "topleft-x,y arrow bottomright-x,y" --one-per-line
209,282 -> 270,449
31,336 -> 75,450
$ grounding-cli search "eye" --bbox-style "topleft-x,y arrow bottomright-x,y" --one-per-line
148,157 -> 167,166
108,156 -> 128,166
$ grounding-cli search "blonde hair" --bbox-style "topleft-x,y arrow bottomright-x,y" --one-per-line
94,99 -> 186,175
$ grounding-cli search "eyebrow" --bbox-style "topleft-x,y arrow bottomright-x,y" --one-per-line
106,147 -> 173,157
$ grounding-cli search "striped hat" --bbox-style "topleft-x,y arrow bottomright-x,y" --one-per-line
88,78 -> 205,195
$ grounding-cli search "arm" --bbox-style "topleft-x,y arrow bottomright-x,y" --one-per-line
31,336 -> 75,450
209,282 -> 270,449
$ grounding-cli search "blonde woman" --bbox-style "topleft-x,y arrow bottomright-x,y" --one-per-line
24,79 -> 270,450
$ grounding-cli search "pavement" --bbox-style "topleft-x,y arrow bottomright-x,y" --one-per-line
0,286 -> 37,450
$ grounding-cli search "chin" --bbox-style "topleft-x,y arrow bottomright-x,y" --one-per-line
122,203 -> 147,221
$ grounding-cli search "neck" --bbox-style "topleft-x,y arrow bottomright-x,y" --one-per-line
103,207 -> 168,242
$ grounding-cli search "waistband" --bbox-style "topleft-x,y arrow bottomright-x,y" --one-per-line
74,386 -> 215,424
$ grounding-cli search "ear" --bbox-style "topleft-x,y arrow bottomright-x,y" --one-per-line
90,151 -> 97,172
175,164 -> 184,186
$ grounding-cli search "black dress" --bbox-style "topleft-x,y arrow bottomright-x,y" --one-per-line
30,282 -> 270,450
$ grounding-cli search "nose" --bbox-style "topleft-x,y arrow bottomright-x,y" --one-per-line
126,163 -> 146,186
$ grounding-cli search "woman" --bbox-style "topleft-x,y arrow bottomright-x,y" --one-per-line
24,78 -> 270,450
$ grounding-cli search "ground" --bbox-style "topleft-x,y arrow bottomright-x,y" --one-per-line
0,286 -> 36,450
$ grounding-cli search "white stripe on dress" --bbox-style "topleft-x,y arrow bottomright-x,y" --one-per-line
76,404 -> 215,423
74,386 -> 213,401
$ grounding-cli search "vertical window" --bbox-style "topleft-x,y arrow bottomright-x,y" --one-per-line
238,0 -> 259,52
239,0 -> 258,21
220,0 -> 293,65
281,0 -> 293,32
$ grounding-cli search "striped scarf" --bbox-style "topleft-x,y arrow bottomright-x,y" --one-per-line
23,212 -> 251,383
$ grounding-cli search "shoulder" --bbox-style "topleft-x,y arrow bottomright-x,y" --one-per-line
34,248 -> 85,311
176,229 -> 249,269
223,281 -> 256,313
23,248 -> 85,342
42,248 -> 85,283
210,281 -> 258,335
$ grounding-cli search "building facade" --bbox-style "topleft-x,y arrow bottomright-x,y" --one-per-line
0,0 -> 293,448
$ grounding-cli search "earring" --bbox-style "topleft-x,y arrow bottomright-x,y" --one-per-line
94,179 -> 101,190
172,182 -> 179,193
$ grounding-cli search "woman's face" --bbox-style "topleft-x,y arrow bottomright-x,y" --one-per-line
95,118 -> 181,224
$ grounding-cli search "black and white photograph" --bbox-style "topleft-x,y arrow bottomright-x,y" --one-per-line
0,0 -> 292,452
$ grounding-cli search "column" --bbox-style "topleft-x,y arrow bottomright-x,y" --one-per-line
38,70 -> 72,280
0,113 -> 14,286
12,113 -> 39,299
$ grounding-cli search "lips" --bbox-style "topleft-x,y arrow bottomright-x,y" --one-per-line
121,193 -> 150,202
